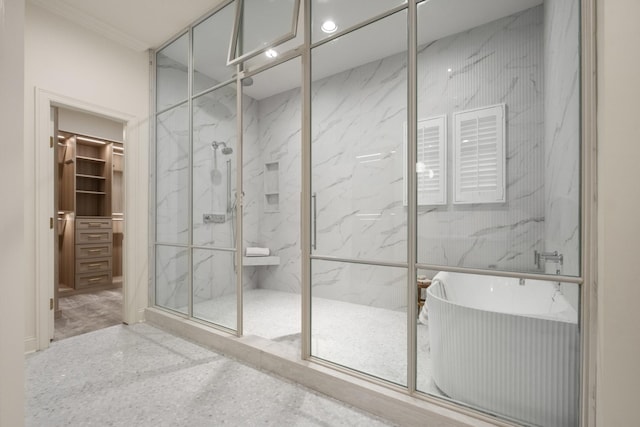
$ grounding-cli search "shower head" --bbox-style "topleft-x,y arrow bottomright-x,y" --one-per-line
211,140 -> 233,155
242,77 -> 254,87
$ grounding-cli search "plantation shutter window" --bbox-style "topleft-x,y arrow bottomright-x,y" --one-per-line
404,115 -> 447,206
453,104 -> 506,204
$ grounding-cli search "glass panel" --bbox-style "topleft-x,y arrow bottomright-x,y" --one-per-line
242,1 -> 303,71
311,260 -> 407,385
231,0 -> 300,63
311,11 -> 407,263
416,0 -> 581,276
155,245 -> 189,314
192,83 -> 238,248
156,33 -> 189,111
192,248 -> 237,330
311,0 -> 406,43
193,2 -> 236,94
156,103 -> 189,244
416,268 -> 580,427
241,58 -> 302,351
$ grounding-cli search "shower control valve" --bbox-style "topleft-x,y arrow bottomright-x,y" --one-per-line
203,213 -> 226,224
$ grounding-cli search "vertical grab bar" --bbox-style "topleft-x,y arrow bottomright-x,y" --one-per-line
312,192 -> 317,250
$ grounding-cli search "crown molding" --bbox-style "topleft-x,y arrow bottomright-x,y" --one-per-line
29,0 -> 149,52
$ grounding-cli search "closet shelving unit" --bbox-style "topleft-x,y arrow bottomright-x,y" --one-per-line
57,132 -> 118,294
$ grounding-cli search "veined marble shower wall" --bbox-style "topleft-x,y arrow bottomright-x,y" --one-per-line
416,4 -> 544,273
156,103 -> 189,245
244,85 -> 303,294
544,0 -> 580,279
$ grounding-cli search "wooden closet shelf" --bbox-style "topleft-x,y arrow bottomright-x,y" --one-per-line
76,155 -> 106,163
76,174 -> 106,180
76,190 -> 107,195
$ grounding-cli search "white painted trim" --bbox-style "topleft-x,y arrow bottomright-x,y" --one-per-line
34,88 -> 144,350
29,0 -> 149,52
24,337 -> 37,354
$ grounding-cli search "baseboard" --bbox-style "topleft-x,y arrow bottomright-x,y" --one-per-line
24,336 -> 37,354
145,307 -> 506,427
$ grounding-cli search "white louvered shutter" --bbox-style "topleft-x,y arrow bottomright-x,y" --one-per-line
404,115 -> 447,206
417,116 -> 446,205
453,104 -> 505,204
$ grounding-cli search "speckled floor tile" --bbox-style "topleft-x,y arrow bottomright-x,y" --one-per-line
192,289 -> 439,393
26,323 -> 397,427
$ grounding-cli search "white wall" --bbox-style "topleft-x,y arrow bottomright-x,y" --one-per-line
58,107 -> 124,143
24,2 -> 150,350
596,0 -> 640,425
1,1 -> 26,425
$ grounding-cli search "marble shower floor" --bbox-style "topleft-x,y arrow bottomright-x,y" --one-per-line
55,288 -> 123,340
25,323 -> 395,427
193,289 -> 440,395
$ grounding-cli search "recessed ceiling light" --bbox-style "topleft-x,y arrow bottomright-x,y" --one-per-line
321,20 -> 338,34
265,49 -> 278,58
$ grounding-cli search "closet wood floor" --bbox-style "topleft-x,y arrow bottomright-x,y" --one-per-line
54,288 -> 122,340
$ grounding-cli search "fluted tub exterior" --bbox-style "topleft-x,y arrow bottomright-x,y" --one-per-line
426,272 -> 579,427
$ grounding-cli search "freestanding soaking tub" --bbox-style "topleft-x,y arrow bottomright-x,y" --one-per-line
426,271 -> 579,427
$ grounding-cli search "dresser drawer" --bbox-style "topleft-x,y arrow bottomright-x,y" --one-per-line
76,271 -> 112,289
76,257 -> 111,275
76,229 -> 112,244
76,243 -> 112,259
76,218 -> 112,229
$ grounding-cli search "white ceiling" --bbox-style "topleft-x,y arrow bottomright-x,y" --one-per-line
29,0 -> 227,51
30,0 -> 543,100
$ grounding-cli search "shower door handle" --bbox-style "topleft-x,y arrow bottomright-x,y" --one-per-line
312,193 -> 317,251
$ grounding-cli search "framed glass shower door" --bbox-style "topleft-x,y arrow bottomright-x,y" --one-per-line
308,9 -> 409,386
191,83 -> 241,332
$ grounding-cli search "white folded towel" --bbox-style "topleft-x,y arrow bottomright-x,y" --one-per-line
245,247 -> 270,257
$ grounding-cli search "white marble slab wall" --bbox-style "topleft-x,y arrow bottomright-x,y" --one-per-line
241,93 -> 263,291
417,5 -> 545,273
306,6 -> 545,309
191,84 -> 260,301
155,245 -> 189,312
156,103 -> 189,244
255,88 -> 303,293
309,31 -> 408,308
543,0 -> 580,308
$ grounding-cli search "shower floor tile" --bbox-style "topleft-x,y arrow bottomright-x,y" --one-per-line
193,288 -> 440,395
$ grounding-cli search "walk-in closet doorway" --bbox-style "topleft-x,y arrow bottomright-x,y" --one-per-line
34,89 -> 145,350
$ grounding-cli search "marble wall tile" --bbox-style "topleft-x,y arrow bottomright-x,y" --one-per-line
255,87 -> 303,294
156,104 -> 189,244
155,245 -> 189,313
416,5 -> 545,273
154,4 -> 580,312
311,49 -> 408,265
543,0 -> 580,308
192,84 -> 238,249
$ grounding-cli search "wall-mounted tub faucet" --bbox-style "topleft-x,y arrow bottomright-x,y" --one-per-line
534,250 -> 563,271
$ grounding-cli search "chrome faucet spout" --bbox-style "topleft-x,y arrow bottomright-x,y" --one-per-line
534,250 -> 564,270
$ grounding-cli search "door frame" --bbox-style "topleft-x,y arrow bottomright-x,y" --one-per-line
35,88 -> 143,350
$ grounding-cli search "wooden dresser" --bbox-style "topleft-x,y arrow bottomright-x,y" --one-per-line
75,217 -> 113,289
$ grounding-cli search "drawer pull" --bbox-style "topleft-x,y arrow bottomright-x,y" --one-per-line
88,277 -> 102,282
87,234 -> 102,239
88,263 -> 102,268
88,223 -> 104,227
88,249 -> 101,253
